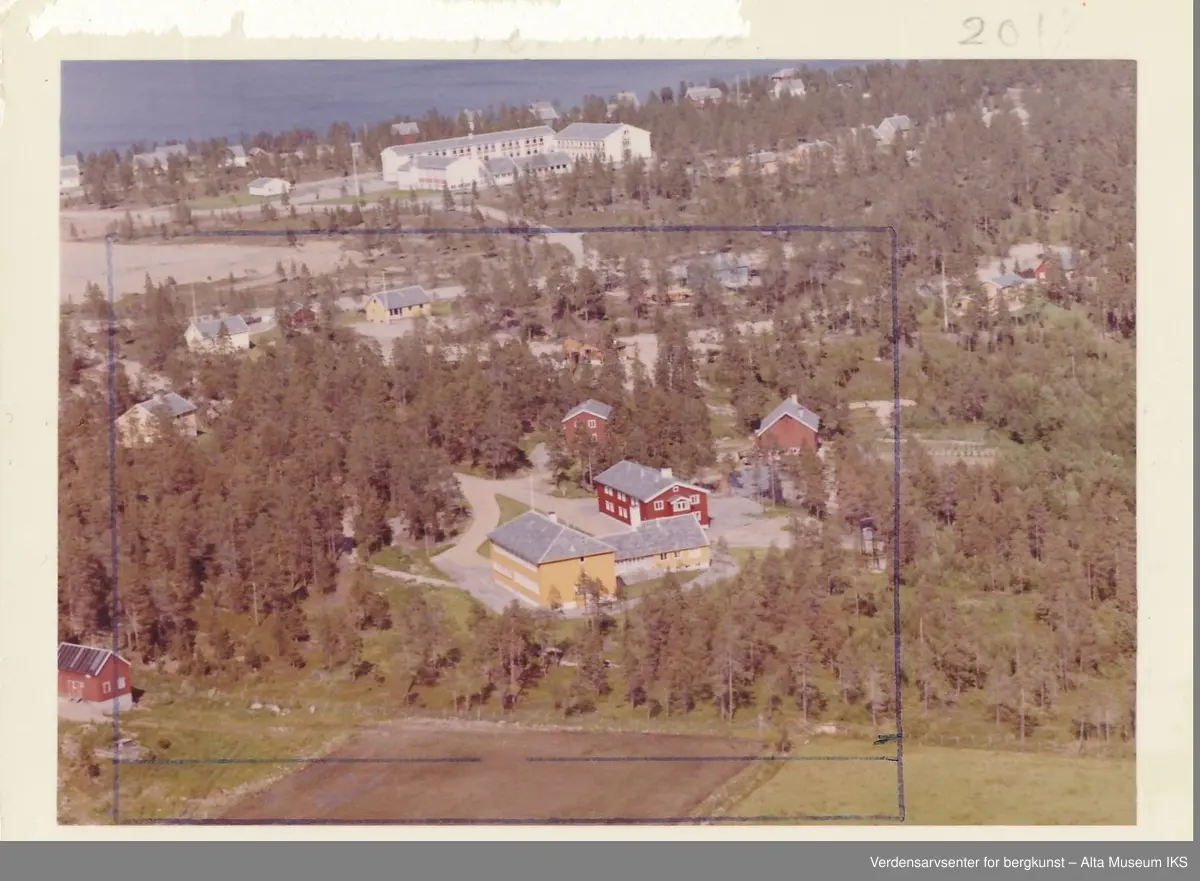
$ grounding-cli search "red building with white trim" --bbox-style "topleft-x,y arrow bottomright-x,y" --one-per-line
562,399 -> 612,445
593,460 -> 710,527
754,394 -> 820,454
58,643 -> 133,709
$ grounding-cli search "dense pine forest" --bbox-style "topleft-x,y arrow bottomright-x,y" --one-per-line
59,59 -> 1136,751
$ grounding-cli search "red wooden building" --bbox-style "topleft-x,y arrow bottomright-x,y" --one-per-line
754,394 -> 821,454
562,399 -> 612,445
593,460 -> 710,527
58,643 -> 133,708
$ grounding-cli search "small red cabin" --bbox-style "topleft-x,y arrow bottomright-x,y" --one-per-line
58,643 -> 133,707
754,394 -> 820,454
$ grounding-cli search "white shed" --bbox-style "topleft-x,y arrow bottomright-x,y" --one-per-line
248,177 -> 291,197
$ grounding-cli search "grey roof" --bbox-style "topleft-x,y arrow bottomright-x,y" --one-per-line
488,511 -> 615,566
756,397 -> 821,436
556,122 -> 625,141
227,145 -> 246,158
248,176 -> 287,188
412,155 -> 464,170
686,86 -> 723,100
486,156 -> 518,175
771,67 -> 801,79
513,151 -> 572,172
384,125 -> 554,158
562,399 -> 613,423
601,514 -> 709,562
530,101 -> 559,120
190,315 -> 250,337
391,121 -> 420,135
991,273 -> 1026,288
133,144 -> 188,166
594,460 -> 702,502
136,392 -> 197,419
370,285 -> 430,310
880,114 -> 913,131
58,642 -> 128,675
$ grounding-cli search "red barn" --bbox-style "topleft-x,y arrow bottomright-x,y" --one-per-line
593,460 -> 710,527
562,399 -> 612,445
58,643 -> 133,709
390,121 -> 420,144
755,394 -> 821,454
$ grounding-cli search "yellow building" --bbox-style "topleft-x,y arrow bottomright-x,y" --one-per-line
601,514 -> 711,580
487,511 -> 617,608
364,285 -> 433,323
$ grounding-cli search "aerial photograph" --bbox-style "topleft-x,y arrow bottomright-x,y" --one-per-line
56,58 -> 1136,825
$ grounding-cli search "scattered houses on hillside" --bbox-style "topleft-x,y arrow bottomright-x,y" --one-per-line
116,392 -> 198,447
562,399 -> 613,445
364,285 -> 432,322
487,511 -> 618,608
58,643 -> 134,710
755,394 -> 821,454
248,176 -> 291,197
185,315 -> 252,352
561,335 -> 628,368
593,460 -> 711,528
601,514 -> 711,580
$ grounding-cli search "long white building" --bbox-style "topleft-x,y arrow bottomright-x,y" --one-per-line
380,122 -> 652,190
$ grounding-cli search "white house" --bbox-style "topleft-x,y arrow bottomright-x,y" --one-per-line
685,86 -> 723,105
874,114 -> 914,145
248,177 -> 291,197
555,122 -> 652,166
60,156 -> 82,192
394,155 -> 486,191
184,315 -> 252,352
530,101 -> 560,123
390,121 -> 420,139
381,125 -> 556,184
221,145 -> 248,168
770,68 -> 806,99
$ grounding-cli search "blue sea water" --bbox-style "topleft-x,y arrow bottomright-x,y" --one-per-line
61,59 -> 859,155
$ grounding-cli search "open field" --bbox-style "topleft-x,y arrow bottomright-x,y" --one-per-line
143,722 -> 763,823
720,740 -> 1135,825
60,239 -> 353,303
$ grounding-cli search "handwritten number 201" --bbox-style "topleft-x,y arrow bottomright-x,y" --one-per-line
961,17 -> 1018,46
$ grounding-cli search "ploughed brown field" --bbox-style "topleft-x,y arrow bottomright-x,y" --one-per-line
223,722 -> 763,822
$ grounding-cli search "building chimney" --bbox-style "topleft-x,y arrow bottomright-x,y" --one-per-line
546,511 -> 558,523
789,393 -> 798,405
660,467 -> 673,479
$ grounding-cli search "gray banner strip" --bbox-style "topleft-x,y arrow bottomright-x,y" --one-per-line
0,841 -> 1195,880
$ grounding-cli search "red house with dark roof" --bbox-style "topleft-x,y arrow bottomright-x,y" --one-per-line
562,399 -> 612,444
58,642 -> 133,708
755,394 -> 821,454
593,460 -> 710,527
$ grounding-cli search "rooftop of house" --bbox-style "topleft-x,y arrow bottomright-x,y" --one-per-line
594,460 -> 701,502
410,155 -> 469,171
189,315 -> 251,338
486,156 -> 517,175
513,151 -> 572,172
771,67 -> 801,80
370,285 -> 431,311
383,125 -> 555,158
227,144 -> 246,158
600,514 -> 709,563
880,114 -> 913,131
133,144 -> 189,166
488,511 -> 615,566
686,86 -> 723,100
134,392 -> 197,419
757,395 -> 821,435
391,121 -> 420,135
58,642 -> 129,676
556,122 -> 627,141
248,176 -> 288,188
563,399 -> 613,423
991,273 -> 1027,288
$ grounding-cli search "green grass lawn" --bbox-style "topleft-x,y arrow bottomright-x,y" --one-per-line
335,310 -> 367,325
717,739 -> 1135,825
369,544 -> 453,581
476,495 -> 536,558
619,571 -> 701,601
